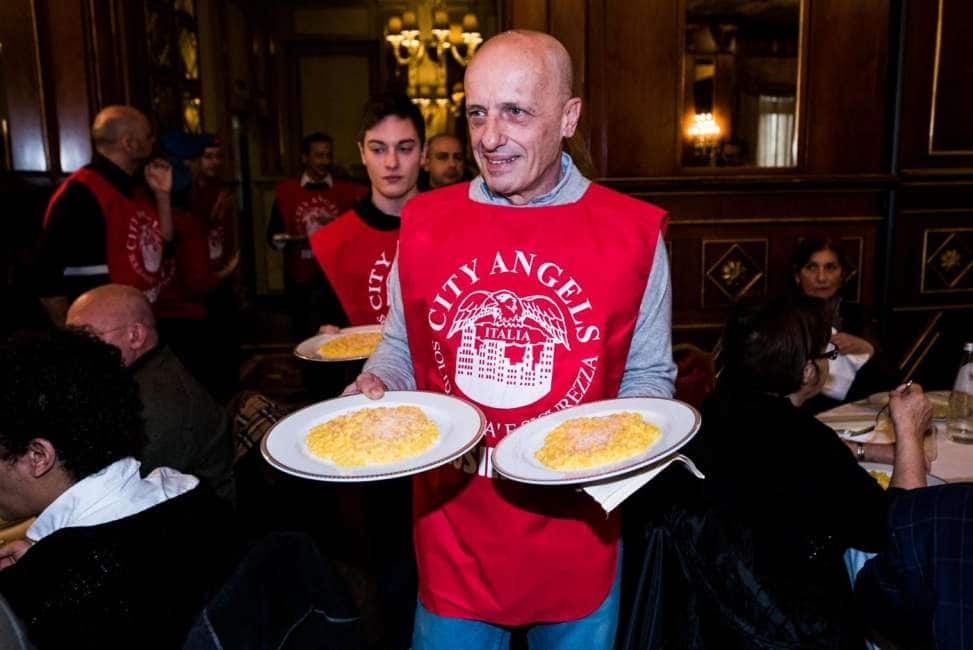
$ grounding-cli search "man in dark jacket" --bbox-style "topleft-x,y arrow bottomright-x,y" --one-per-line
67,283 -> 235,502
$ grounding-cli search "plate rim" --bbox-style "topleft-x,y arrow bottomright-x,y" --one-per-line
260,390 -> 486,482
293,324 -> 384,363
493,396 -> 701,486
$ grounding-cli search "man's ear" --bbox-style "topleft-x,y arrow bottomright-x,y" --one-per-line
560,97 -> 582,138
128,322 -> 150,352
24,439 -> 58,478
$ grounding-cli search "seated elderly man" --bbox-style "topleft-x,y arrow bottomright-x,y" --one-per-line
67,284 -> 235,502
0,328 -> 236,648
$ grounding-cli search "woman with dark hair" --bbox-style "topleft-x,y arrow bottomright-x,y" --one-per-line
672,296 -> 930,647
791,236 -> 900,411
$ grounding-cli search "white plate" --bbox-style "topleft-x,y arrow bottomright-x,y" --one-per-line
860,461 -> 945,487
294,324 -> 383,362
493,397 -> 701,486
262,391 -> 485,482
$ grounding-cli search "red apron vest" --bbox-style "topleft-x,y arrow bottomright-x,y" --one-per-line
398,181 -> 667,625
275,178 -> 366,283
309,209 -> 399,325
191,181 -> 234,274
155,207 -> 217,320
45,167 -> 165,302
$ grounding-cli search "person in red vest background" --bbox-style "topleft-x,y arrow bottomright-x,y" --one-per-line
349,31 -> 676,648
266,132 -> 366,337
310,92 -> 425,329
35,105 -> 174,325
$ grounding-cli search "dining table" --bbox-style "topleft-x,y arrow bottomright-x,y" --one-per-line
816,390 -> 973,483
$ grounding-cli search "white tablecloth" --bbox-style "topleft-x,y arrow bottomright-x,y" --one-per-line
818,391 -> 973,483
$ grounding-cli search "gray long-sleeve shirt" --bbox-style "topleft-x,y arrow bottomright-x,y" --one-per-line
363,152 -> 676,398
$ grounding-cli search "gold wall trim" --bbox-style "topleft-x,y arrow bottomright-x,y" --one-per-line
897,311 -> 942,373
928,0 -> 973,156
920,227 -> 973,294
670,216 -> 883,226
701,238 -> 768,307
902,332 -> 940,382
891,304 -> 973,312
899,208 -> 973,216
674,322 -> 724,331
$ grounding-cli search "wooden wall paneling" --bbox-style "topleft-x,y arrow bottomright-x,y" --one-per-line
926,0 -> 973,156
898,0 -> 973,173
38,0 -> 93,172
84,0 -> 135,110
803,0 -> 889,174
602,1 -> 680,178
501,0 -> 547,32
0,0 -> 49,171
585,0 -> 607,177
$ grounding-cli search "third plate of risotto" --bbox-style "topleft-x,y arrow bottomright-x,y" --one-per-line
493,397 -> 701,485
294,324 -> 384,362
261,391 -> 485,482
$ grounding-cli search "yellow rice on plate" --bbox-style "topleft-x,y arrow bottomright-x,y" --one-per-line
868,469 -> 891,490
534,412 -> 662,471
305,405 -> 439,467
318,332 -> 382,360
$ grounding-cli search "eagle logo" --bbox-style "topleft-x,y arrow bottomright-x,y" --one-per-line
446,289 -> 570,408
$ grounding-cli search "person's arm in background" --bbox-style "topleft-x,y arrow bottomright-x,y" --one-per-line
618,234 -> 677,399
35,183 -> 105,325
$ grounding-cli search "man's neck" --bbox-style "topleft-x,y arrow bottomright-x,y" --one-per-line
371,187 -> 417,217
98,150 -> 139,176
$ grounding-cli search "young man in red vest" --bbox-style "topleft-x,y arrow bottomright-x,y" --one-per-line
349,30 -> 676,649
36,106 -> 174,324
310,93 -> 425,327
266,133 -> 366,336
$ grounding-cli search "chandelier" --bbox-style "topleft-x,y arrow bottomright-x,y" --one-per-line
385,4 -> 483,135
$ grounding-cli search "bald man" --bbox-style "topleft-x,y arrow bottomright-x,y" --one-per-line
421,133 -> 465,190
350,30 -> 675,647
67,284 -> 235,502
37,105 -> 173,325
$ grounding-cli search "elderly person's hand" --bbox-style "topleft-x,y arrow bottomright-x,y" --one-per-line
342,371 -> 387,399
889,382 -> 932,489
0,539 -> 33,570
830,331 -> 874,357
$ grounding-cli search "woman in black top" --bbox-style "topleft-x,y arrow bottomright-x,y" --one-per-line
791,235 -> 901,412
685,296 -> 930,648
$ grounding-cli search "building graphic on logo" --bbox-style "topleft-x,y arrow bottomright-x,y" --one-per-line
446,289 -> 570,408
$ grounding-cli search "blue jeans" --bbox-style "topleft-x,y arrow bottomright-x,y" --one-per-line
412,545 -> 622,650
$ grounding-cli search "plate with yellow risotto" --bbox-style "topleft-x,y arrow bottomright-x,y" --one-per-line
294,324 -> 384,362
493,397 -> 701,485
859,462 -> 944,491
261,391 -> 485,481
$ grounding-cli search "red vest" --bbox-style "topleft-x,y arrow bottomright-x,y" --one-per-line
155,208 -> 217,320
275,178 -> 366,283
191,181 -> 235,273
398,182 -> 667,624
309,208 -> 399,325
45,167 -> 165,302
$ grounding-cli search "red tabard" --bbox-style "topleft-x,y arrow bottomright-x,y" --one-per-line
191,181 -> 235,273
309,209 -> 399,325
155,208 -> 218,320
275,178 -> 367,283
44,167 -> 165,302
398,182 -> 667,624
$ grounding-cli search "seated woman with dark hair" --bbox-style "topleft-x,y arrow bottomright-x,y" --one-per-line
664,296 -> 930,648
790,235 -> 901,412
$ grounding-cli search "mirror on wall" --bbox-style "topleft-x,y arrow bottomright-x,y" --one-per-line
682,0 -> 802,168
